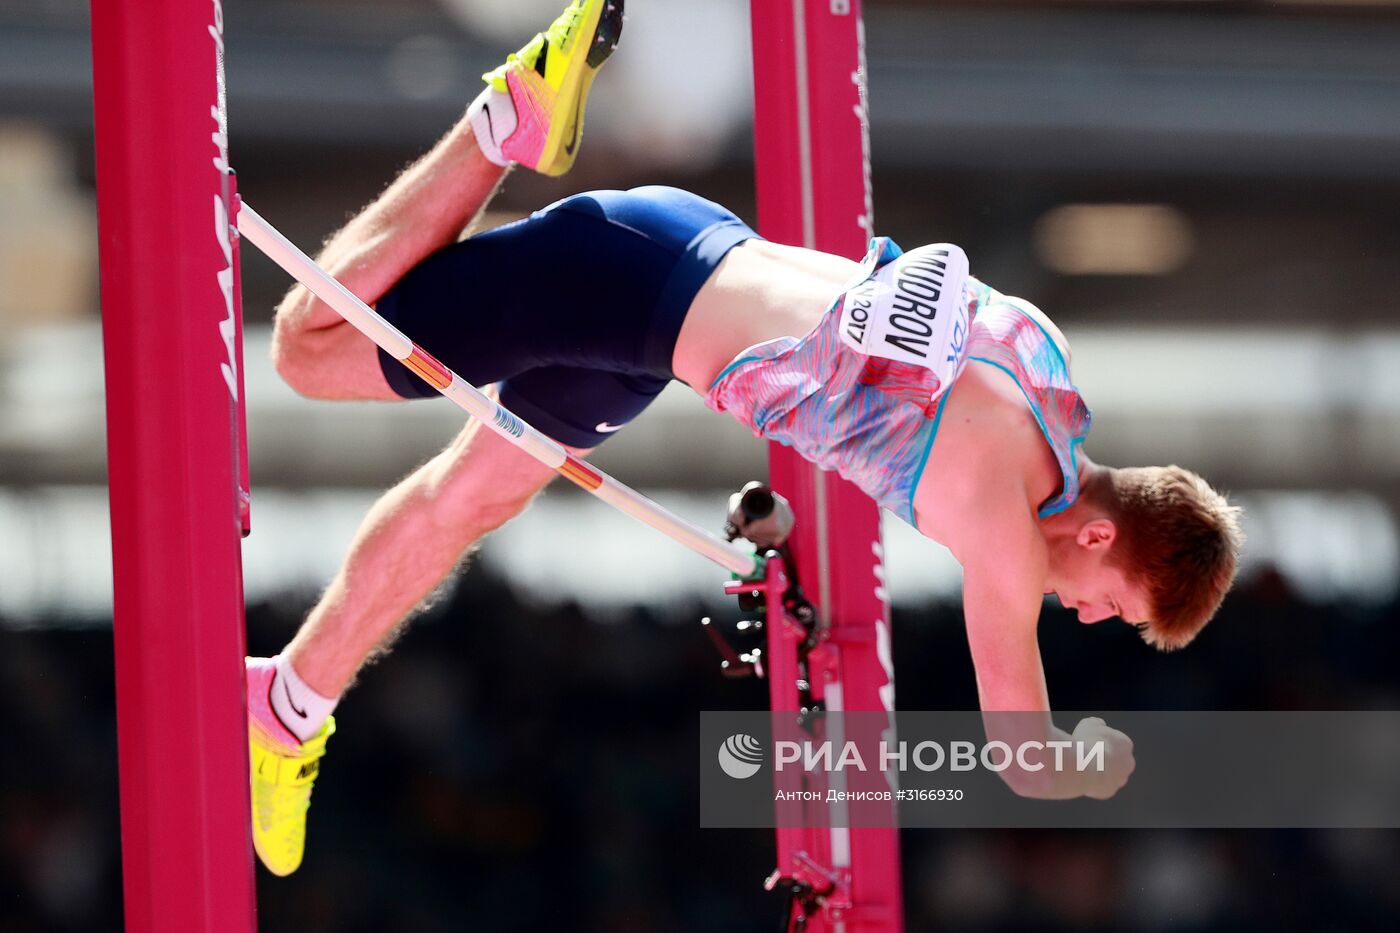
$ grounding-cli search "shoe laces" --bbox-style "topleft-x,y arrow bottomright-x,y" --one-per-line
542,2 -> 586,54
484,3 -> 587,89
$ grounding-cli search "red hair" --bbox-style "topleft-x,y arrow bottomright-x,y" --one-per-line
1084,466 -> 1244,651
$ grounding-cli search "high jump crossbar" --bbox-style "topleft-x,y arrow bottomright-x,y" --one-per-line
235,201 -> 759,579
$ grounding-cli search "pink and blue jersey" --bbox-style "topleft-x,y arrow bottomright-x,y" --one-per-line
705,237 -> 1092,526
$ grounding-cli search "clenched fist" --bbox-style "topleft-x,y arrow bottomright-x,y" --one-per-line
1073,716 -> 1136,799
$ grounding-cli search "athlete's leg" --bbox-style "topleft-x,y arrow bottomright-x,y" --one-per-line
284,405 -> 587,699
247,408 -> 586,876
250,178 -> 754,870
270,115 -> 507,401
270,0 -> 624,401
250,0 -> 626,878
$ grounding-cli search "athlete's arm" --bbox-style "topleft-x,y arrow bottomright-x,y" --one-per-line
271,113 -> 507,399
951,475 -> 1133,799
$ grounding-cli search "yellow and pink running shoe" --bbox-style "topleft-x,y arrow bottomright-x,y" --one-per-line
476,0 -> 624,176
246,658 -> 335,877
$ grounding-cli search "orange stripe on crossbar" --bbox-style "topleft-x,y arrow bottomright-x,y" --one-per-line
403,346 -> 452,390
557,455 -> 602,491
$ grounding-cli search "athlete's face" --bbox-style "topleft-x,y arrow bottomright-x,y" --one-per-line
1045,519 -> 1152,627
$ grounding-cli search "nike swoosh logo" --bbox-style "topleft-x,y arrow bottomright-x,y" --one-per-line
283,678 -> 309,719
265,680 -> 302,740
595,421 -> 625,433
482,101 -> 498,147
562,87 -> 585,155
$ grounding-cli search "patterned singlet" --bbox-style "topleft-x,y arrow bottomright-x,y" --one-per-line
704,238 -> 1093,525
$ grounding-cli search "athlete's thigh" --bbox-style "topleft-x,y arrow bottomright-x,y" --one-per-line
372,186 -> 758,402
371,201 -> 671,401
301,320 -> 402,399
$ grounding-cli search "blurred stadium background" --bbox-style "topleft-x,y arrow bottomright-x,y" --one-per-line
3,0 -> 1400,929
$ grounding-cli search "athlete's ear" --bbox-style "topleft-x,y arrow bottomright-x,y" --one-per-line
1076,518 -> 1117,551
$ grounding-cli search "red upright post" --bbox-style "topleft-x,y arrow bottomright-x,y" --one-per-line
90,0 -> 257,928
751,1 -> 903,930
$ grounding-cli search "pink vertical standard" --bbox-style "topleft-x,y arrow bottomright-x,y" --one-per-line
91,0 -> 257,929
750,1 -> 903,931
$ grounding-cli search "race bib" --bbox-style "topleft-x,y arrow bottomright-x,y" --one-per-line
838,243 -> 970,370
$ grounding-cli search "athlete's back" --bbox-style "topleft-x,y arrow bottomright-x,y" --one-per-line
672,239 -> 860,389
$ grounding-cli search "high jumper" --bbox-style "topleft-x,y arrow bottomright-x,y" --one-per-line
243,0 -> 1242,878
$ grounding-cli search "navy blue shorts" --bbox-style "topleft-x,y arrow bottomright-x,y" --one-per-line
375,185 -> 759,448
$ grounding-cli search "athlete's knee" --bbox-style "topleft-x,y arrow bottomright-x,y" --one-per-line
464,483 -> 540,535
270,326 -> 318,397
271,310 -> 383,400
270,292 -> 328,396
426,425 -> 555,530
435,465 -> 543,537
475,443 -> 592,530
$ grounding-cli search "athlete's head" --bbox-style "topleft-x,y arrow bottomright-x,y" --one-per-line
1045,465 -> 1243,651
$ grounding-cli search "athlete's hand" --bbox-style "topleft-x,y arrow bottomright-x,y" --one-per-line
1072,716 -> 1135,799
